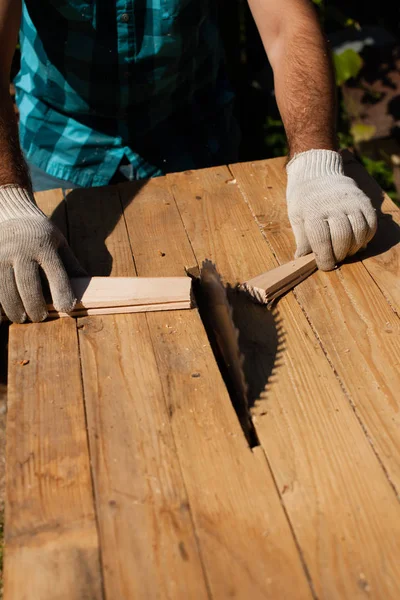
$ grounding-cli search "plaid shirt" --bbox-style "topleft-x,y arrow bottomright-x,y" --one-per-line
15,1 -> 237,187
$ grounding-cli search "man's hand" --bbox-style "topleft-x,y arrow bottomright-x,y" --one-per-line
286,150 -> 377,271
0,185 -> 83,322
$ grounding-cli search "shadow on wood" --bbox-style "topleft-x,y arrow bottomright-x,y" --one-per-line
342,150 -> 400,262
227,287 -> 285,413
51,181 -> 148,277
193,271 -> 284,442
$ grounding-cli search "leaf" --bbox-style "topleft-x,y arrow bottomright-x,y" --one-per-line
350,123 -> 376,143
333,49 -> 363,86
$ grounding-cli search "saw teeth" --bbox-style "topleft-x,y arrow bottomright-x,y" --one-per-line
200,259 -> 249,427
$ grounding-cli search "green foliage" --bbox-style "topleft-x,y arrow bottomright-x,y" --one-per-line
361,157 -> 397,200
333,49 -> 363,86
350,123 -> 376,144
264,116 -> 288,157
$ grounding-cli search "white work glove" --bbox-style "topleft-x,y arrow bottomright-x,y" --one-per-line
0,185 -> 83,323
286,149 -> 377,271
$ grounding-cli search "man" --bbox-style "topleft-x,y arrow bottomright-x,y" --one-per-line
0,0 -> 377,323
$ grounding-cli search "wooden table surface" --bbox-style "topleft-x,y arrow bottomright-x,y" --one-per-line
3,152 -> 400,600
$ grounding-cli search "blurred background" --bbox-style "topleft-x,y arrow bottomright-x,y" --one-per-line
218,0 -> 400,204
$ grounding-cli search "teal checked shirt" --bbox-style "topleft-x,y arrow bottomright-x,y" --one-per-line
15,1 -> 239,187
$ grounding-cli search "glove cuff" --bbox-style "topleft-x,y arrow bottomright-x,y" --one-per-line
286,150 -> 344,182
0,185 -> 45,223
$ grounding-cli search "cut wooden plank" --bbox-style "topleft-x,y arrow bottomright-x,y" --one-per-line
242,254 -> 317,304
341,150 -> 400,314
51,276 -> 193,315
4,191 -> 103,600
231,159 -> 400,493
1,277 -> 193,320
70,276 -> 192,309
65,186 -> 210,599
170,164 -> 400,599
265,266 -> 317,304
119,178 -> 313,599
51,301 -> 191,318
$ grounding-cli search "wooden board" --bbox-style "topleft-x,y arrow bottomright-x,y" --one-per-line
69,276 -> 192,309
230,158 -> 400,494
65,186 -> 210,599
119,177 -> 313,599
1,277 -> 193,320
4,190 -> 103,600
169,164 -> 400,599
51,276 -> 193,316
242,254 -> 317,304
5,156 -> 400,599
64,186 -> 134,277
341,150 -> 400,314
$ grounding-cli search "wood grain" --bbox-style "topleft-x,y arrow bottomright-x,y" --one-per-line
50,301 -> 191,318
50,276 -> 193,315
4,191 -> 103,600
35,189 -> 68,238
231,159 -> 400,493
341,150 -> 400,314
1,277 -> 193,320
120,177 -> 313,599
65,186 -> 134,277
242,254 -> 317,304
5,321 -> 102,600
170,164 -> 400,599
65,187 -> 210,599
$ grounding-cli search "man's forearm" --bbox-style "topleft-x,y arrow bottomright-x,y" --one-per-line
248,0 -> 337,157
0,85 -> 31,190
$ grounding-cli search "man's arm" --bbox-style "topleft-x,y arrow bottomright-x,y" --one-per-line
0,0 -> 82,323
0,0 -> 31,188
247,0 -> 337,156
247,0 -> 377,270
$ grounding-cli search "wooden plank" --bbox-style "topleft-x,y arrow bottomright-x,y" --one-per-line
169,164 -> 400,598
119,177 -> 313,599
242,254 -> 317,304
231,159 -> 400,492
65,186 -> 210,599
49,301 -> 190,318
1,277 -> 193,319
68,276 -> 192,309
51,276 -> 192,315
341,150 -> 400,314
4,187 -> 102,600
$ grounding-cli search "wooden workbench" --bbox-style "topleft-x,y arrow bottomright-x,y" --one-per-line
3,152 -> 400,599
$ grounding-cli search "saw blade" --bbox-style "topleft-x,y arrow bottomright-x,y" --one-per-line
197,260 -> 253,443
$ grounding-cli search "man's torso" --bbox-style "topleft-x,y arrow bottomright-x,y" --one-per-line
15,0 -> 237,186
